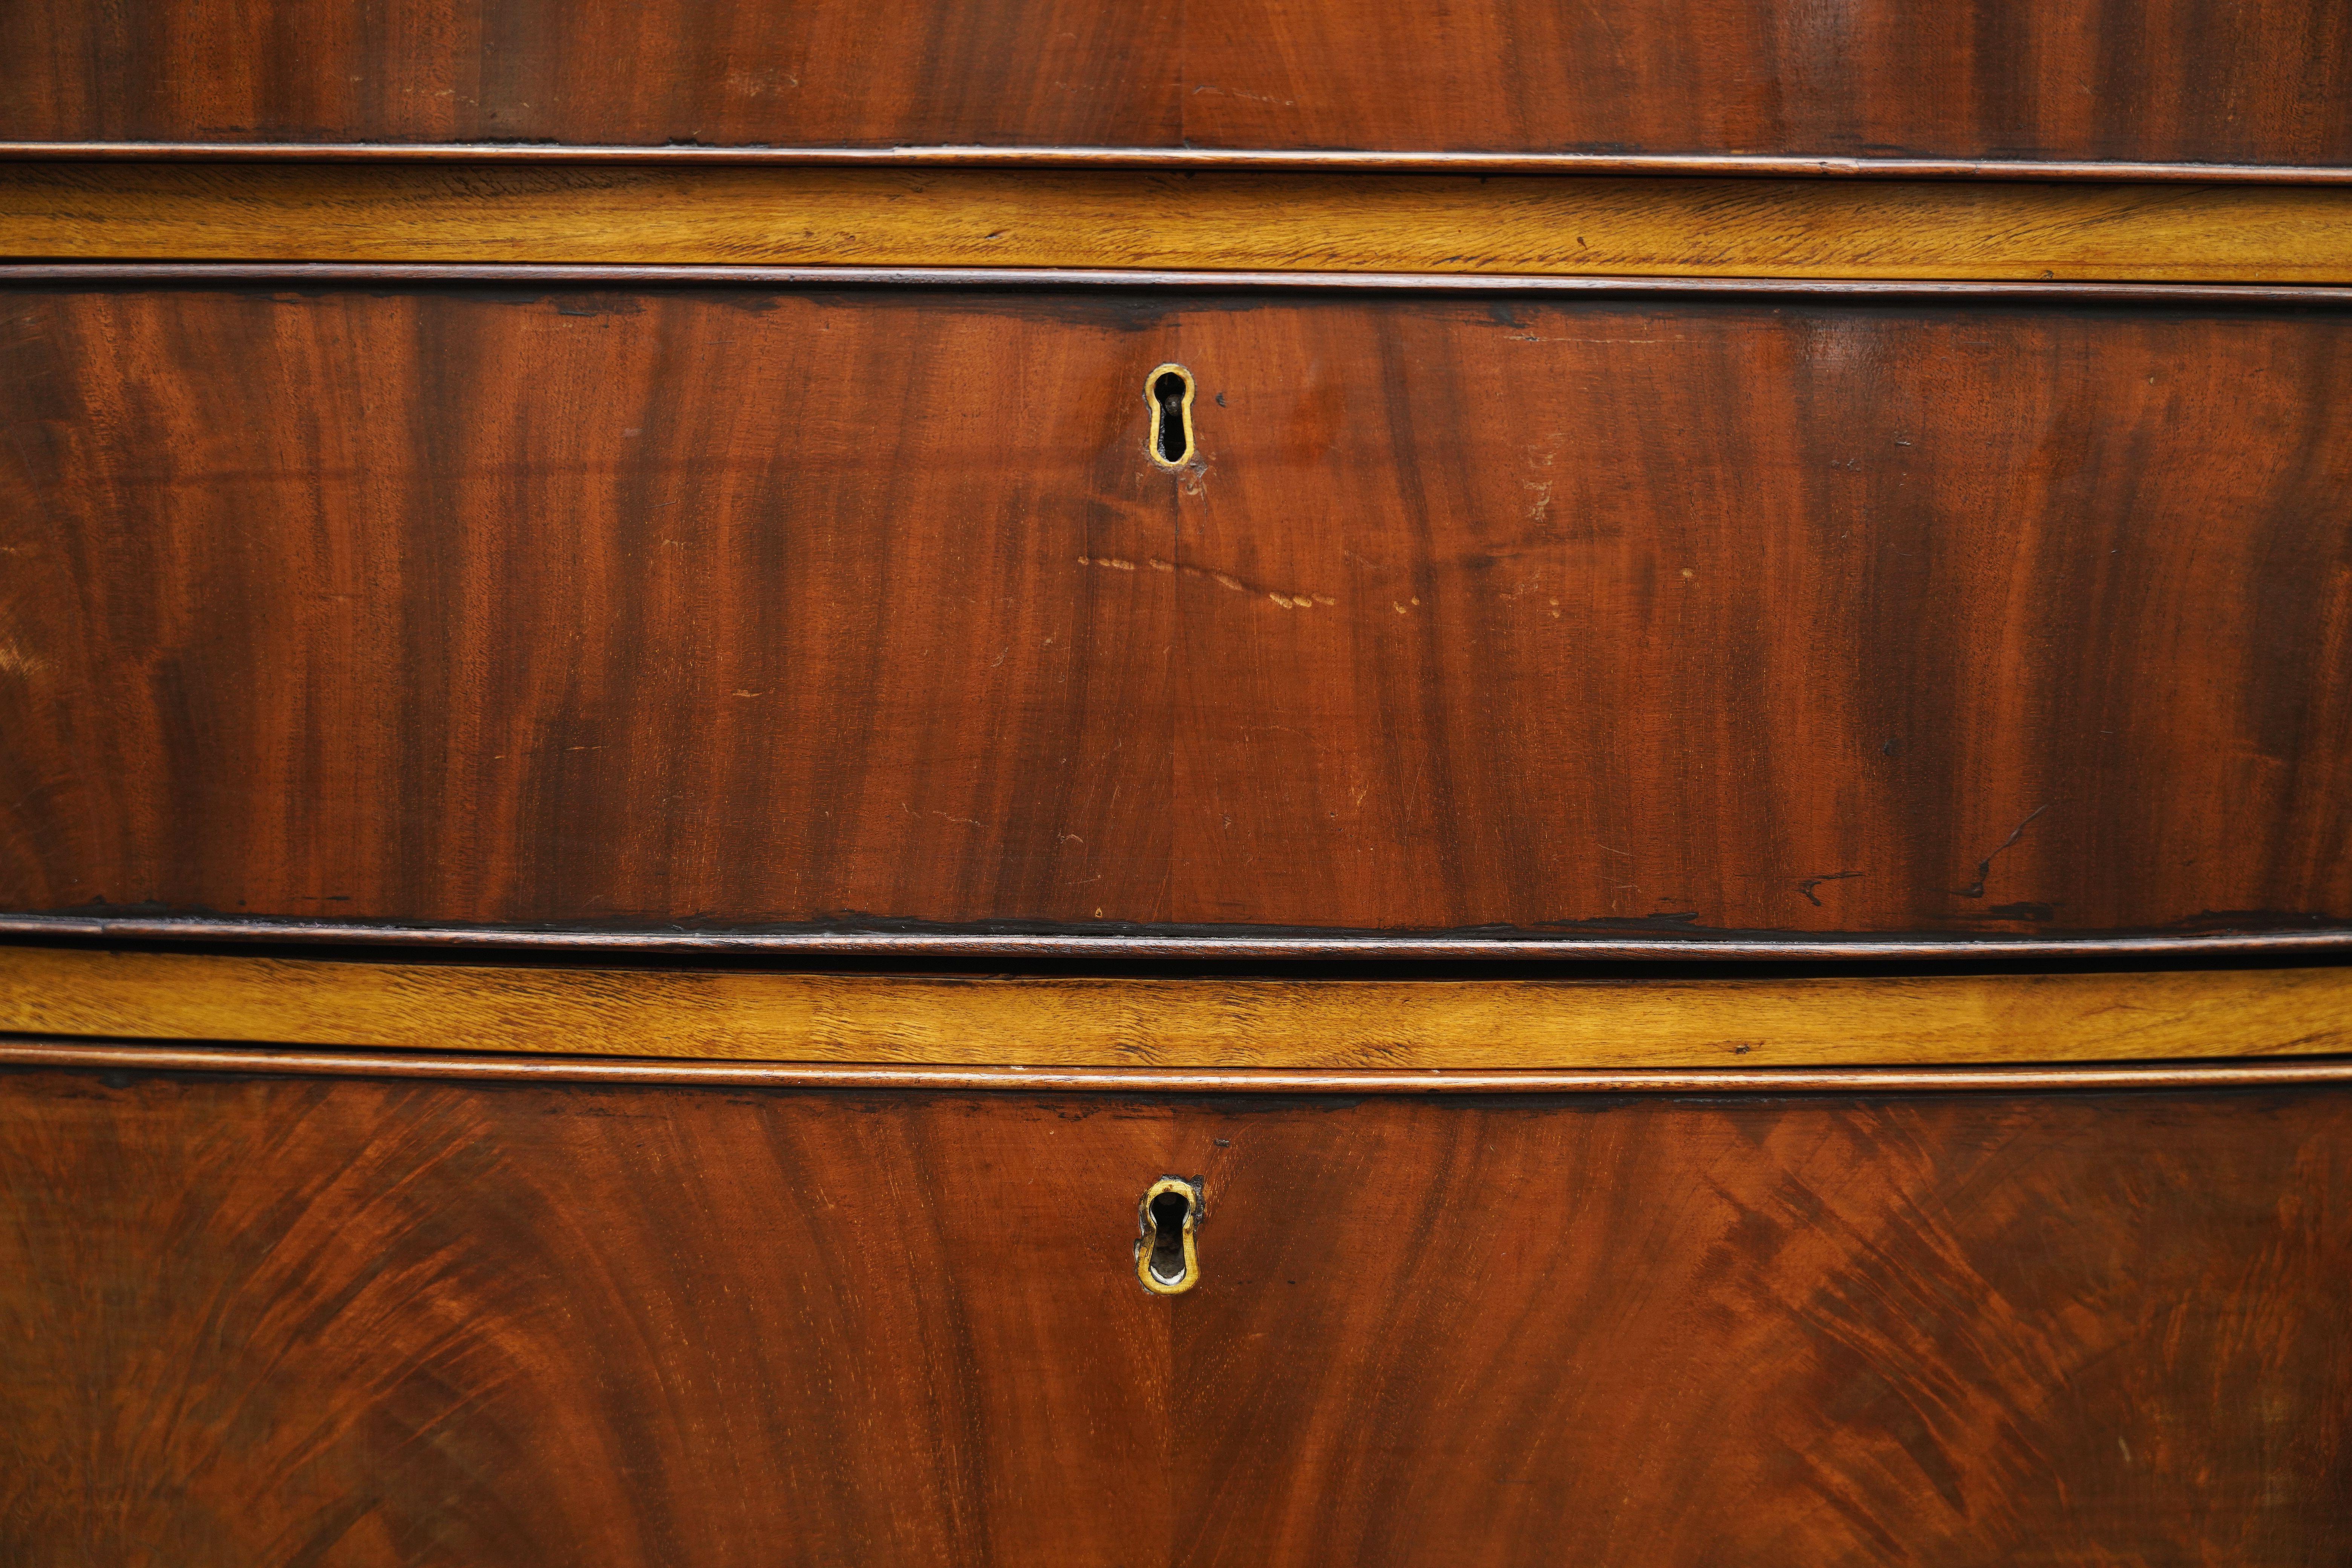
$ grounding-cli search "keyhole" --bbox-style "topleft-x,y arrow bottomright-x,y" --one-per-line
1137,1177 -> 1202,1294
1152,375 -> 1186,462
1147,1191 -> 1189,1279
1145,364 -> 1195,469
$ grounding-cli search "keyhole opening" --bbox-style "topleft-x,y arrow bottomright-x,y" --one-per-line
1147,1190 -> 1190,1281
1137,1177 -> 1202,1294
1146,364 -> 1195,469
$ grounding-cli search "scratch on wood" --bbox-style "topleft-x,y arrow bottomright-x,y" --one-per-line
1797,871 -> 1865,906
1953,804 -> 2051,899
903,801 -> 983,829
1079,554 -> 1334,608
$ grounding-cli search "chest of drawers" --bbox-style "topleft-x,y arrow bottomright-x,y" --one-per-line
4,3 -> 2350,1562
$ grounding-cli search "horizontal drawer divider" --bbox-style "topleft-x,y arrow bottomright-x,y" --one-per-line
7,144 -> 2352,184
6,915 -> 2350,963
11,260 -> 2352,304
8,164 -> 2352,282
6,947 -> 2346,1069
6,1035 -> 2351,1094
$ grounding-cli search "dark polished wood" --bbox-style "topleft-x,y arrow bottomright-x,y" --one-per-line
7,0 -> 2346,1558
1183,0 -> 2352,168
4,284 -> 2349,948
2,1064 -> 2345,1563
3,0 -> 2349,167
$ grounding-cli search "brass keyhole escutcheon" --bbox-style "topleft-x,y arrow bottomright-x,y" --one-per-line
1137,1176 -> 1203,1295
1145,363 -> 1196,469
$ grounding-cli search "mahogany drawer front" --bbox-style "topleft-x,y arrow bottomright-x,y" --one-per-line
4,0 -> 2348,168
4,283 -> 2347,952
2,1064 -> 2344,1565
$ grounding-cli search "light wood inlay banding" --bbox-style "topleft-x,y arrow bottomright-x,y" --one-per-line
6,164 -> 2352,281
3,948 -> 2345,1069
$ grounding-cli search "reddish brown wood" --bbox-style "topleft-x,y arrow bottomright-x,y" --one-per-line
1172,1083 -> 2352,1565
3,285 -> 2349,946
1182,0 -> 2352,167
2,0 -> 2348,167
1,1065 -> 2345,1563
0,0 -> 1180,152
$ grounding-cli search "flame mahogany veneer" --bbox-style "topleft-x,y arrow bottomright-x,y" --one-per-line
2,1064 -> 2346,1565
4,0 -> 2351,167
7,12 -> 2352,1547
3,283 -> 2347,949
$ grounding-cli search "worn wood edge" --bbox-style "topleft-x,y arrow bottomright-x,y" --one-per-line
11,165 -> 2352,281
5,1036 -> 2349,1094
9,261 -> 2352,304
3,143 -> 2350,184
5,947 -> 2347,1069
4,912 -> 2348,961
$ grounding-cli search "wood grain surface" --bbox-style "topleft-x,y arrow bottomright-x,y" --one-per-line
3,0 -> 2349,167
6,947 -> 2349,1068
5,285 -> 2349,947
3,1066 -> 2346,1564
10,164 -> 2352,281
26,261 -> 2352,310
15,145 -> 2352,184
17,1036 -> 2352,1095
